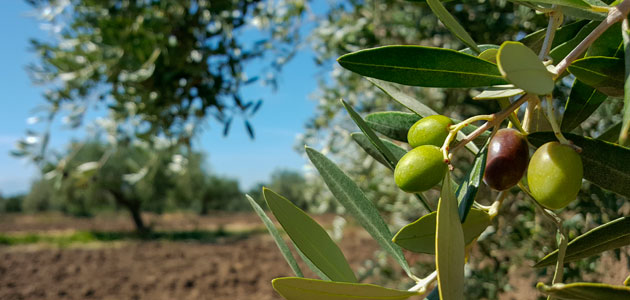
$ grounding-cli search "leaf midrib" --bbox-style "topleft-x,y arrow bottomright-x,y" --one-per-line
340,60 -> 504,79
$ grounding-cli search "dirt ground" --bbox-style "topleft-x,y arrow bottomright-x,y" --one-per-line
0,212 -> 628,300
0,213 -> 399,300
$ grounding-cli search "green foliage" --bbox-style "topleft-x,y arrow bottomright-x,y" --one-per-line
272,277 -> 419,300
252,0 -> 630,299
568,56 -> 625,97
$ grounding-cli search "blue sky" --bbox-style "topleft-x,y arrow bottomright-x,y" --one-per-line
0,2 -> 324,195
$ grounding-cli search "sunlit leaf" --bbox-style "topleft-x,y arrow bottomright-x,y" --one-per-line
272,277 -> 419,300
365,112 -> 420,142
537,282 -> 630,299
515,0 -> 592,9
426,0 -> 480,53
459,44 -> 499,56
351,133 -> 407,170
478,48 -> 498,63
535,217 -> 630,267
473,85 -> 524,100
264,188 -> 357,282
497,41 -> 554,95
366,78 -> 480,154
568,56 -> 624,98
305,147 -> 413,277
521,20 -> 590,54
393,208 -> 491,254
338,46 -> 507,88
561,80 -> 608,131
245,195 -> 304,278
528,132 -> 630,197
342,100 -> 398,168
436,172 -> 465,299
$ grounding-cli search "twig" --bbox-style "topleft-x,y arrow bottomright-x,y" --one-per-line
451,94 -> 532,154
553,0 -> 630,77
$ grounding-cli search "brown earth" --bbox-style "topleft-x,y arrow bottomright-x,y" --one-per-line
0,212 -> 628,300
0,213 -> 413,300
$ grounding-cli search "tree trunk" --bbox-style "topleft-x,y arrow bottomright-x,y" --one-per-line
107,188 -> 147,233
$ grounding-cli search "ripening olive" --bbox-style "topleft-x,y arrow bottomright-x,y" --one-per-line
394,145 -> 447,193
407,115 -> 454,148
527,142 -> 583,210
483,128 -> 529,190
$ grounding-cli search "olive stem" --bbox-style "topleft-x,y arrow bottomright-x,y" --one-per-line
543,95 -> 572,146
407,270 -> 438,293
553,0 -> 630,78
538,5 -> 562,61
488,191 -> 508,219
451,94 -> 532,154
441,114 -> 493,163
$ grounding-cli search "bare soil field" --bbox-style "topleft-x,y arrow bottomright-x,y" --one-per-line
0,213 -> 396,300
0,212 -> 627,300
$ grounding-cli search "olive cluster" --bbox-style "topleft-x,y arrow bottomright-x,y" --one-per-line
394,116 -> 584,210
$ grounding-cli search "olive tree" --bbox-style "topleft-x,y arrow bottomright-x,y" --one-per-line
250,0 -> 630,299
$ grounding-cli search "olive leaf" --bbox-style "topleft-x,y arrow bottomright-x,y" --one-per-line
393,208 -> 491,254
535,217 -> 630,267
272,277 -> 419,300
568,56 -> 624,98
473,85 -> 524,100
537,282 -> 630,299
365,112 -> 420,142
350,133 -> 407,170
561,80 -> 608,132
621,22 -> 630,145
264,188 -> 357,283
521,20 -> 589,54
305,147 -> 413,278
342,100 -> 399,169
497,41 -> 554,95
366,78 -> 481,154
338,46 -> 507,88
457,140 -> 489,222
550,21 -> 599,64
426,0 -> 480,53
435,172 -> 465,299
527,132 -> 630,198
245,195 -> 304,278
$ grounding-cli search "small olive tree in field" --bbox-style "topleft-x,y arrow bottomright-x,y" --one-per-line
249,0 -> 630,299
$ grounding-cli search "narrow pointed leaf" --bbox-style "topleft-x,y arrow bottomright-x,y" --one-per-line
473,85 -> 524,100
436,172 -> 465,299
561,80 -> 608,131
342,100 -> 398,168
537,282 -> 630,300
568,56 -> 624,98
515,0 -> 592,9
293,242 -> 331,281
521,20 -> 590,54
497,41 -> 554,95
366,78 -> 480,154
426,0 -> 479,53
527,132 -> 630,197
245,195 -> 303,278
550,21 -> 599,64
305,147 -> 412,276
351,133 -> 407,169
621,22 -> 630,145
264,188 -> 357,282
338,46 -> 507,88
587,22 -> 622,57
272,277 -> 419,300
596,122 -> 622,142
365,112 -> 420,142
624,275 -> 630,286
457,141 -> 489,222
535,217 -> 630,267
393,208 -> 491,254
459,44 -> 500,56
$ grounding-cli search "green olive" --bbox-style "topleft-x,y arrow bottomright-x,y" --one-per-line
527,141 -> 583,210
394,145 -> 447,193
407,115 -> 454,148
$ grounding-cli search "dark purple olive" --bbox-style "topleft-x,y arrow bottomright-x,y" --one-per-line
483,128 -> 529,190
